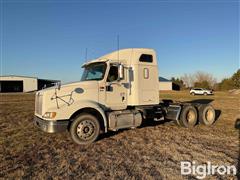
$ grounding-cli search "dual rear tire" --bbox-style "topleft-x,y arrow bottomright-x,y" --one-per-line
177,104 -> 215,128
198,104 -> 215,126
178,105 -> 198,127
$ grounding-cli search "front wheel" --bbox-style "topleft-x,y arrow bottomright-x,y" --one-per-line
70,113 -> 100,145
204,92 -> 207,96
191,92 -> 195,96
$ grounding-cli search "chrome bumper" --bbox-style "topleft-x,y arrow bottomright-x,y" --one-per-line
34,116 -> 69,133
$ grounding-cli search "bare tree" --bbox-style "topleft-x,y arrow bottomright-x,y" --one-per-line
194,71 -> 217,88
181,71 -> 217,88
181,74 -> 195,88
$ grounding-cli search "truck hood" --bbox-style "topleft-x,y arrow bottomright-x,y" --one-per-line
35,81 -> 99,117
38,81 -> 98,95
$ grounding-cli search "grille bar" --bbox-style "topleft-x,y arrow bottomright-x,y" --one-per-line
35,94 -> 43,115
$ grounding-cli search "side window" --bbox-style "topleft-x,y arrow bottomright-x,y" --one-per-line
107,65 -> 118,82
139,54 -> 153,63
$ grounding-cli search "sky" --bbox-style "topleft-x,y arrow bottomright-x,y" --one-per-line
1,0 -> 239,83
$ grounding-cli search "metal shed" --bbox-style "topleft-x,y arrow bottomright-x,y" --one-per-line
0,75 -> 60,93
159,77 -> 172,90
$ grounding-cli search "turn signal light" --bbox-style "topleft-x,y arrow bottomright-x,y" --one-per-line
43,112 -> 56,119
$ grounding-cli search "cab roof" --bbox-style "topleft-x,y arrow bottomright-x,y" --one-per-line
82,48 -> 156,67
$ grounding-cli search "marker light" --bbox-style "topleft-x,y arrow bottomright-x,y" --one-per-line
43,112 -> 56,119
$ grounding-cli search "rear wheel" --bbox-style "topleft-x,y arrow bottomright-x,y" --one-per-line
179,105 -> 198,128
191,92 -> 195,96
204,92 -> 207,96
199,104 -> 215,126
70,113 -> 100,145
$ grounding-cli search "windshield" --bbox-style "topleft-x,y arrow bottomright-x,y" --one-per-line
81,62 -> 107,81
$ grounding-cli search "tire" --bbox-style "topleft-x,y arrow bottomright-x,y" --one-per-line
199,104 -> 215,126
204,92 -> 207,96
179,105 -> 198,128
70,113 -> 100,145
191,92 -> 195,96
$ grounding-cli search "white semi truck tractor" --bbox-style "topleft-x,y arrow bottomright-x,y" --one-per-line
34,48 -> 215,145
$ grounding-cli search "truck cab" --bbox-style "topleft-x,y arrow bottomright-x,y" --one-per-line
34,48 -> 216,145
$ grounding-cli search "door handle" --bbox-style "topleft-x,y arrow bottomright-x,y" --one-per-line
106,85 -> 113,92
99,86 -> 105,91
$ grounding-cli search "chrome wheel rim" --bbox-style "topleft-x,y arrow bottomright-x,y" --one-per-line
77,120 -> 95,140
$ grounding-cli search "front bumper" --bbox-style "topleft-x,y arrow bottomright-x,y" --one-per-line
34,116 -> 69,133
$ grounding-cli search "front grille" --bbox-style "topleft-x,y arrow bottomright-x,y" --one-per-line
35,93 -> 43,115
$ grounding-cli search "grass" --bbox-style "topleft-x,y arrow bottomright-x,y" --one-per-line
0,91 -> 239,179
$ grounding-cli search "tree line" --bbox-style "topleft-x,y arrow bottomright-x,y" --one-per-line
171,69 -> 240,90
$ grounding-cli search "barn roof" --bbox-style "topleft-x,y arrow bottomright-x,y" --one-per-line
159,77 -> 171,82
0,75 -> 60,82
0,75 -> 37,79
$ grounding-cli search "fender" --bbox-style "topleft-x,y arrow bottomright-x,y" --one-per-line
54,100 -> 108,132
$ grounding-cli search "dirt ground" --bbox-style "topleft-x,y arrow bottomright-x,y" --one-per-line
0,91 -> 239,179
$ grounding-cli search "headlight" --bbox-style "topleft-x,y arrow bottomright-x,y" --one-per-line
43,112 -> 56,119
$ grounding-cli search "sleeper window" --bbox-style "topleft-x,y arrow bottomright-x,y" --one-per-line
139,54 -> 153,63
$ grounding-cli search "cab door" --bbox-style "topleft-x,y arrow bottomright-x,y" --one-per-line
105,64 -> 127,110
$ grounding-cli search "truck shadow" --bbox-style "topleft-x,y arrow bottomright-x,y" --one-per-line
185,98 -> 214,104
235,117 -> 240,178
214,110 -> 221,122
162,98 -> 214,105
140,119 -> 173,128
98,120 -> 173,141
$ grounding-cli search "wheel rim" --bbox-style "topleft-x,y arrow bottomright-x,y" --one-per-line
77,120 -> 95,140
205,109 -> 214,122
186,110 -> 196,124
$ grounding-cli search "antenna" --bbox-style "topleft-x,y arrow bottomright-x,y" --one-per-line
117,34 -> 120,63
85,48 -> 88,62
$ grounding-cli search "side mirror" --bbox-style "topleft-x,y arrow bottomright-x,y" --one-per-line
118,64 -> 124,80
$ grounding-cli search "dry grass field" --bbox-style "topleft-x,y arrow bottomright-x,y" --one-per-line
0,91 -> 239,179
